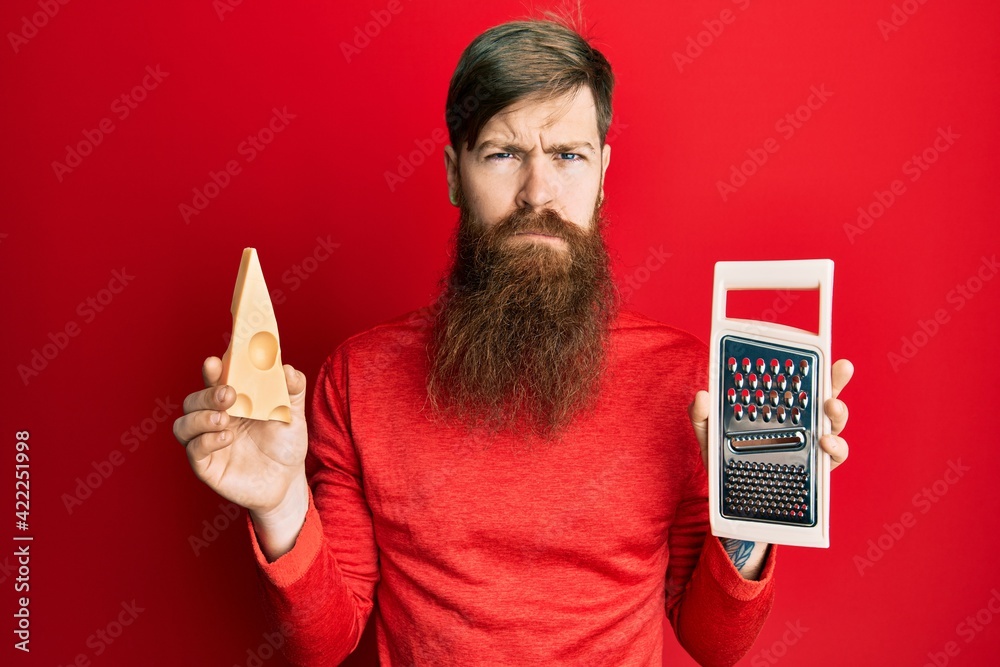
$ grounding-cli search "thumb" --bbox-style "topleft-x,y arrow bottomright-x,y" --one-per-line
688,390 -> 710,464
284,364 -> 308,416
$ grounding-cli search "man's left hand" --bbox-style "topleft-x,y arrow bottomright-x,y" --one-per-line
688,359 -> 854,471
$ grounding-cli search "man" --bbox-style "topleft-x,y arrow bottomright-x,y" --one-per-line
174,17 -> 852,666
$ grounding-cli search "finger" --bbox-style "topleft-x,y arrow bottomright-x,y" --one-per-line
824,397 -> 849,435
186,429 -> 233,465
830,359 -> 854,400
202,356 -> 223,388
182,383 -> 236,416
284,364 -> 307,406
820,434 -> 849,470
688,390 -> 710,463
173,407 -> 230,445
688,390 -> 710,426
282,364 -> 308,426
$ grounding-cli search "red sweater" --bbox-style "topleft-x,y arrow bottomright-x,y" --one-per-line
245,305 -> 776,666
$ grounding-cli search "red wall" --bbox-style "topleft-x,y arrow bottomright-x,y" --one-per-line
2,1 -> 997,665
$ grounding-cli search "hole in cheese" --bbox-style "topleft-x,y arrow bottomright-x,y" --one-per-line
248,331 -> 279,371
232,393 -> 253,417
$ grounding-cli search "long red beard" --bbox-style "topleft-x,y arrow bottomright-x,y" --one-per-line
424,188 -> 620,442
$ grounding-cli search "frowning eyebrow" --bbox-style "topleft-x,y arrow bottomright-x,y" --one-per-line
474,138 -> 597,155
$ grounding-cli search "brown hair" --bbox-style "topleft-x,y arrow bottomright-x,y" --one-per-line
445,13 -> 614,156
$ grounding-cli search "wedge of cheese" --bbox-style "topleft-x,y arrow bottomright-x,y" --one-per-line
219,248 -> 291,422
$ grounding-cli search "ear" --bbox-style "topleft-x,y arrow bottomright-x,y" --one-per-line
599,142 -> 611,202
444,144 -> 460,206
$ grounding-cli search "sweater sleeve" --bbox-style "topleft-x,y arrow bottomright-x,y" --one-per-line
664,454 -> 776,667
244,345 -> 380,666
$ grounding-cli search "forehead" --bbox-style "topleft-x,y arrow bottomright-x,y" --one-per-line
478,85 -> 599,143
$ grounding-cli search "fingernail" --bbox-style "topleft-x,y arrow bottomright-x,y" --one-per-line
217,386 -> 227,402
211,412 -> 221,425
219,430 -> 228,442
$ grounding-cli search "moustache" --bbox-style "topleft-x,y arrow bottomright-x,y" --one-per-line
491,207 -> 583,242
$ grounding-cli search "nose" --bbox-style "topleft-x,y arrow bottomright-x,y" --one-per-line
515,156 -> 559,211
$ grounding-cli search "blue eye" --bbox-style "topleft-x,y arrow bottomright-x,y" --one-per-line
486,152 -> 583,162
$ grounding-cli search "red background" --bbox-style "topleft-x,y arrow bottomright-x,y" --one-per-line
2,0 -> 998,665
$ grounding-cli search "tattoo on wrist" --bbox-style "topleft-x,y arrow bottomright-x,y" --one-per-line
722,538 -> 755,570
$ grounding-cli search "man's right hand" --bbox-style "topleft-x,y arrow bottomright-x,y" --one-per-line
173,356 -> 309,524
